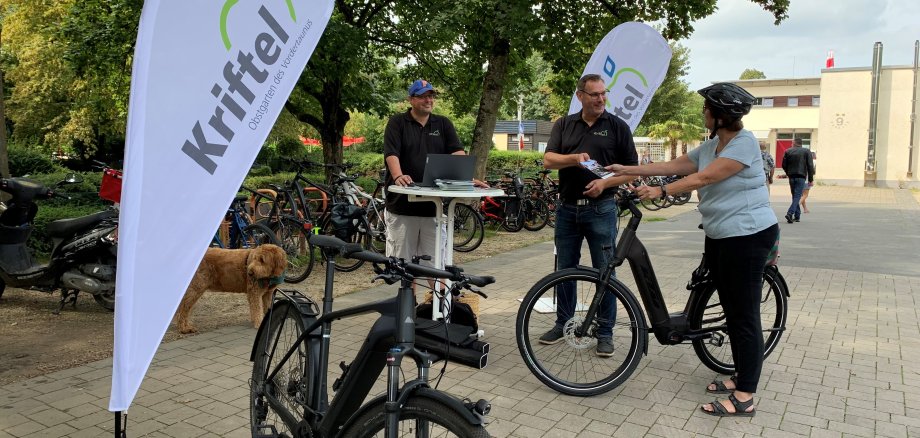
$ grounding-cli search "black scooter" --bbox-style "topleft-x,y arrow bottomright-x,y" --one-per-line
0,175 -> 118,312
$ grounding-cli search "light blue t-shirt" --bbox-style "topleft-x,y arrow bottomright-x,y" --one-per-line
688,130 -> 777,239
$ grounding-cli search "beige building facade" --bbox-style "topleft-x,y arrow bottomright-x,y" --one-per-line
730,66 -> 920,188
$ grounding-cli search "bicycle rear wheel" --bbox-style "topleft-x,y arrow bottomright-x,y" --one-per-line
269,218 -> 315,283
516,268 -> 647,396
522,198 -> 549,231
690,266 -> 788,374
366,205 -> 387,254
320,215 -> 371,272
233,223 -> 281,249
453,203 -> 484,252
340,395 -> 489,438
250,302 -> 311,438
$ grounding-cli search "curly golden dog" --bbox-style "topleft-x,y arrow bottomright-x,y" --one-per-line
176,244 -> 286,334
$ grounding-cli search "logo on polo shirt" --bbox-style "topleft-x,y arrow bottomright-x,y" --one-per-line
593,130 -> 609,137
429,130 -> 441,136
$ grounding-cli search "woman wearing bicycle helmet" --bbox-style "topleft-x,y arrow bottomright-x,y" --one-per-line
608,82 -> 778,417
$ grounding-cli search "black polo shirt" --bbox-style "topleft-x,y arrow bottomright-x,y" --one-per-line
546,111 -> 638,202
384,109 -> 463,216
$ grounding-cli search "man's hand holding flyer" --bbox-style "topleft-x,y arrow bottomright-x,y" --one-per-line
580,159 -> 616,179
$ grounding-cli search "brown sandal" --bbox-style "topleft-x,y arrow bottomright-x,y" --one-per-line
700,393 -> 755,417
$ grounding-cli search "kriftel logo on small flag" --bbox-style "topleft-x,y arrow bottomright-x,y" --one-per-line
826,50 -> 835,68
518,120 -> 525,151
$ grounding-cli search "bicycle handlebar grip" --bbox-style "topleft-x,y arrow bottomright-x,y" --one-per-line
465,274 -> 495,287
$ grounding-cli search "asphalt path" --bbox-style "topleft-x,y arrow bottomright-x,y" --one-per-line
633,194 -> 920,277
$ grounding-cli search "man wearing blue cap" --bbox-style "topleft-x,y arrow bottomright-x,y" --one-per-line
383,80 -> 466,271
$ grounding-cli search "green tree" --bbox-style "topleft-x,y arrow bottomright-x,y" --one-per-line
740,68 -> 766,79
647,116 -> 704,161
283,8 -> 403,179
640,42 -> 697,131
0,20 -> 8,178
403,0 -> 790,178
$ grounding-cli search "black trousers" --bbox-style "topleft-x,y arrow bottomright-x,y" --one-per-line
704,223 -> 779,393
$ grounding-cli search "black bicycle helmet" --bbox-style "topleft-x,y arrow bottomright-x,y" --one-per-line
698,83 -> 755,117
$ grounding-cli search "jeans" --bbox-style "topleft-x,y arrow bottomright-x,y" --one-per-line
553,198 -> 618,338
705,224 -> 778,393
787,177 -> 807,219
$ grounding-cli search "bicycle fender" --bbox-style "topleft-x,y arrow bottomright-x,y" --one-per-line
766,265 -> 791,297
336,386 -> 485,436
249,290 -> 320,362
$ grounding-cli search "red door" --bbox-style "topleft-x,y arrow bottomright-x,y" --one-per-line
775,140 -> 793,169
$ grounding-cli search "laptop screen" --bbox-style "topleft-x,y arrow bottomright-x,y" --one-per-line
419,154 -> 476,187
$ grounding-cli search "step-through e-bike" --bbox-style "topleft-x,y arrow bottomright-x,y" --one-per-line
516,190 -> 789,396
250,234 -> 494,437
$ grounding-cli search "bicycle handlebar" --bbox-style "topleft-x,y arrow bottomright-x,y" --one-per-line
308,234 -> 495,287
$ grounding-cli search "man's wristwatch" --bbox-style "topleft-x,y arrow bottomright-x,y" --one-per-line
660,184 -> 668,199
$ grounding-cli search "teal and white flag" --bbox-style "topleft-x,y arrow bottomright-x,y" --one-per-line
109,0 -> 334,412
568,22 -> 672,132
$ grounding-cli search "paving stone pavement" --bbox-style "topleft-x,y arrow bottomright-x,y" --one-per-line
2,187 -> 920,437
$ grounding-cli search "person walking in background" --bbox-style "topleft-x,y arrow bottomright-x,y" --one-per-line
760,142 -> 775,194
800,181 -> 812,213
781,138 -> 815,223
539,73 -> 638,358
610,82 -> 778,417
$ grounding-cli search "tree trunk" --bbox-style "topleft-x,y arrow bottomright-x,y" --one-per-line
681,141 -> 687,156
469,34 -> 511,180
0,25 -> 9,180
318,81 -> 348,183
287,80 -> 348,183
670,139 -> 678,161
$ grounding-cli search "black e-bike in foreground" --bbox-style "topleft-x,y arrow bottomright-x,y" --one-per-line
516,190 -> 789,396
250,234 -> 494,437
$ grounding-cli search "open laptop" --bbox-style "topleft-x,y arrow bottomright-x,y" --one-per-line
417,154 -> 477,187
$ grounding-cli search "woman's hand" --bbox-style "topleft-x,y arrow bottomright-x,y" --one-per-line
632,184 -> 663,201
606,164 -> 631,175
473,178 -> 489,188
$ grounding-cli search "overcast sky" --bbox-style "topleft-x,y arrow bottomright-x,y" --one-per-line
680,0 -> 920,90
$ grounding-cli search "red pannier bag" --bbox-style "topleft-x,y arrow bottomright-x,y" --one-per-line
99,168 -> 123,203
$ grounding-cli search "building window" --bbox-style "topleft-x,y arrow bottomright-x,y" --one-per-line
813,96 -> 820,106
761,97 -> 774,107
773,96 -> 788,107
788,97 -> 798,107
799,96 -> 813,107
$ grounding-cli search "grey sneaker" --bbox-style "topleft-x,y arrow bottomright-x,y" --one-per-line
539,326 -> 565,345
596,338 -> 614,357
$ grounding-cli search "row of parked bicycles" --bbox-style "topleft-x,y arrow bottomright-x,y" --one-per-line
224,158 -> 704,284
223,159 -> 571,284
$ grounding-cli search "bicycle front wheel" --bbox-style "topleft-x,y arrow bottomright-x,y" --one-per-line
250,302 -> 311,438
516,268 -> 647,396
690,266 -> 789,375
340,395 -> 489,438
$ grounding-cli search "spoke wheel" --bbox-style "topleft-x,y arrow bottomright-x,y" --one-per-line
340,396 -> 489,438
250,302 -> 311,438
690,267 -> 788,374
516,268 -> 647,396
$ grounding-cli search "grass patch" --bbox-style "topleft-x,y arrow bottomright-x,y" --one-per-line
643,217 -> 667,222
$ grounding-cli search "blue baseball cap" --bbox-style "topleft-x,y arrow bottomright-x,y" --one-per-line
408,79 -> 436,97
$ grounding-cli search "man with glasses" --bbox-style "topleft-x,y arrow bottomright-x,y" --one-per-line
539,73 -> 638,357
383,79 -> 466,272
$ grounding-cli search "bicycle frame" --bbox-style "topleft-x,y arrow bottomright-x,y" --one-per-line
578,195 -> 734,346
252,244 -> 483,437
